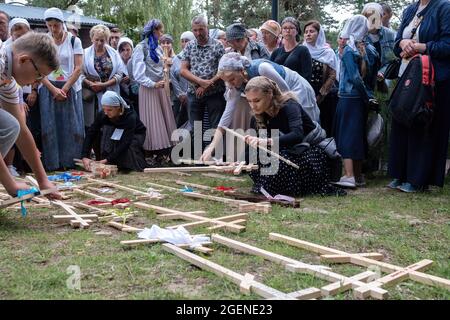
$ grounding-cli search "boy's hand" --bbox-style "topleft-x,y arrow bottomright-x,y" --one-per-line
5,181 -> 31,197
38,180 -> 61,200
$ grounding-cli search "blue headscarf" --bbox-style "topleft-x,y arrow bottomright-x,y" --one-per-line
142,19 -> 161,64
101,91 -> 130,109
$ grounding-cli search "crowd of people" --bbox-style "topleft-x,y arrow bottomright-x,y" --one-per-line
0,0 -> 449,199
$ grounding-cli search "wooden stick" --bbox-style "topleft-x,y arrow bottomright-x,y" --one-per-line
71,202 -> 111,214
174,180 -> 212,191
9,203 -> 53,210
53,214 -> 99,221
52,200 -> 90,228
182,191 -> 271,213
201,173 -> 246,182
178,159 -> 232,166
0,188 -> 56,208
133,202 -> 206,216
73,188 -> 113,202
165,212 -> 247,233
269,233 -> 450,293
147,182 -> 271,213
206,219 -> 247,231
211,234 -> 388,300
87,178 -> 163,199
166,213 -> 248,230
162,244 -> 294,299
107,221 -> 143,232
144,164 -> 258,174
240,273 -> 255,294
70,219 -> 94,228
222,127 -> 300,170
286,287 -> 322,300
223,192 -> 301,208
25,175 -> 39,187
320,253 -> 384,263
233,161 -> 246,175
353,260 -> 434,299
120,238 -> 213,255
146,182 -> 180,192
321,271 -> 376,297
0,192 -> 11,200
162,46 -> 171,99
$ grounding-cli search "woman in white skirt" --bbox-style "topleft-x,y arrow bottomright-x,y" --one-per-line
131,19 -> 176,163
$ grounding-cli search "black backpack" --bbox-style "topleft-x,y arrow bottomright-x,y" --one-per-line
389,54 -> 435,128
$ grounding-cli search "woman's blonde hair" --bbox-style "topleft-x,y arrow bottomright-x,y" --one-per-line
13,32 -> 59,71
90,24 -> 111,41
244,76 -> 298,128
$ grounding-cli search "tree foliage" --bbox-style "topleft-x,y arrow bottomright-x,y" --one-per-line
29,0 -> 193,51
29,0 -> 80,9
201,0 -> 336,30
79,0 -> 193,49
28,0 -> 414,49
201,0 -> 414,31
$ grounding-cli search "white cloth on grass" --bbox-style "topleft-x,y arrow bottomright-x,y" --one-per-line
138,225 -> 210,248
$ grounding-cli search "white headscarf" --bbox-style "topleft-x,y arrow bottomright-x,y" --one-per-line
180,31 -> 195,41
218,52 -> 251,72
9,18 -> 30,33
362,2 -> 383,30
44,7 -> 64,22
362,2 -> 383,16
44,7 -> 68,32
303,26 -> 338,71
101,91 -> 130,108
340,15 -> 368,51
118,37 -> 134,51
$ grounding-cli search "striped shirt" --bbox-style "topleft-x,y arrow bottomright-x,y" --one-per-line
0,40 -> 20,105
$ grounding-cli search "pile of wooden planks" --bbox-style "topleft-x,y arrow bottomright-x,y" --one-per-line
269,233 -> 450,299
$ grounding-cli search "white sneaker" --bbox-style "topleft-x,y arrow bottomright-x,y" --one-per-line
8,165 -> 20,177
333,176 -> 356,188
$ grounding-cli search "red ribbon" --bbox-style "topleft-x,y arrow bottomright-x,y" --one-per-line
215,186 -> 234,191
111,198 -> 130,205
86,198 -> 130,206
70,171 -> 85,176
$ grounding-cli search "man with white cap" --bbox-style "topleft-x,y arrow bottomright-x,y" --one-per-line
171,31 -> 195,127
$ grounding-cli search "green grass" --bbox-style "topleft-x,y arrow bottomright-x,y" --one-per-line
0,172 -> 449,300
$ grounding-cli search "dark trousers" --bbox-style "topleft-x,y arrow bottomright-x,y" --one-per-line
172,98 -> 189,128
188,91 -> 226,129
188,91 -> 226,156
319,90 -> 338,138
